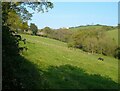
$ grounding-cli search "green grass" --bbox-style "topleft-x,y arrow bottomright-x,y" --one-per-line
106,29 -> 118,45
69,25 -> 118,44
69,25 -> 106,31
19,34 -> 118,89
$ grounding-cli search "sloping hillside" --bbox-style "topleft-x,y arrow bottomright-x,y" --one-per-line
69,25 -> 114,31
19,34 -> 118,89
106,29 -> 118,44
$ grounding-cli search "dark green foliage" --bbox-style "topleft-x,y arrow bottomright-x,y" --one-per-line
2,26 -> 27,89
3,54 -> 43,89
30,23 -> 38,35
2,26 -> 19,56
2,2 -> 53,89
2,25 -> 27,56
2,25 -> 30,89
114,47 -> 120,59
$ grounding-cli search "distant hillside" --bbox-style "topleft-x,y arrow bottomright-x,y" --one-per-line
36,25 -> 118,58
69,25 -> 118,44
106,29 -> 118,45
69,25 -> 116,31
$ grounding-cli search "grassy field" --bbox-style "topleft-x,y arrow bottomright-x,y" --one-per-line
69,25 -> 104,31
106,29 -> 118,45
19,34 -> 118,89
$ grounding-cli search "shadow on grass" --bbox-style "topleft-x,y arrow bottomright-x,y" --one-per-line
3,55 -> 119,90
3,55 -> 44,89
43,64 -> 119,89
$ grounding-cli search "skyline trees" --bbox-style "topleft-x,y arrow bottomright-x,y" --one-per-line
34,25 -> 118,58
30,23 -> 38,35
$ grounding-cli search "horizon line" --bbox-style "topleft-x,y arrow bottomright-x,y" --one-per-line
36,24 -> 118,29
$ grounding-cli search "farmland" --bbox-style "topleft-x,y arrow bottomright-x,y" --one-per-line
17,33 -> 119,89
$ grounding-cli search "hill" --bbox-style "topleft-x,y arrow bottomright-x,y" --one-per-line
69,25 -> 115,31
106,29 -> 118,45
19,34 -> 118,89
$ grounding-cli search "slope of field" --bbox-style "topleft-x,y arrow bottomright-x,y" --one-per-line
20,34 -> 118,89
69,25 -> 118,44
69,25 -> 104,31
106,29 -> 118,45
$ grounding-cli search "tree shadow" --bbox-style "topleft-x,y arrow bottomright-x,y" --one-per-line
43,64 -> 119,89
3,55 -> 119,90
2,55 -> 44,90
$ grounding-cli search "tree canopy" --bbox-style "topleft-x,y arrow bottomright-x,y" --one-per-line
30,23 -> 38,35
2,1 -> 53,89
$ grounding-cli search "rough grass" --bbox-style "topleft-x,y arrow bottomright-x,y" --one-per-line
19,34 -> 118,89
69,25 -> 118,44
69,25 -> 105,31
106,29 -> 118,45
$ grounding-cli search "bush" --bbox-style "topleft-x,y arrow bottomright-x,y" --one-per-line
114,47 -> 120,59
2,26 -> 19,56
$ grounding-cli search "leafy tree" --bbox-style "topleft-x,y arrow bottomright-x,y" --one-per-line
6,11 -> 23,32
2,1 -> 53,89
30,23 -> 38,35
2,2 -> 53,56
20,22 -> 29,32
42,27 -> 52,33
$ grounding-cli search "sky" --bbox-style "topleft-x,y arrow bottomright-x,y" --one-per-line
28,2 -> 118,29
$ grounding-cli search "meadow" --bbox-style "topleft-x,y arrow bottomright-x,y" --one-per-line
106,29 -> 118,44
18,33 -> 119,89
2,2 -> 119,90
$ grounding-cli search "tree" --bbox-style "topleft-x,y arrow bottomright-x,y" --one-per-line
42,27 -> 52,34
2,1 -> 53,55
2,2 -> 53,57
20,22 -> 29,32
30,23 -> 38,35
2,1 -> 53,89
6,11 -> 23,32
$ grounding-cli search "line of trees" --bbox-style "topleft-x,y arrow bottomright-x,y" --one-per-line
36,26 -> 119,59
39,27 -> 73,42
68,29 -> 118,57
